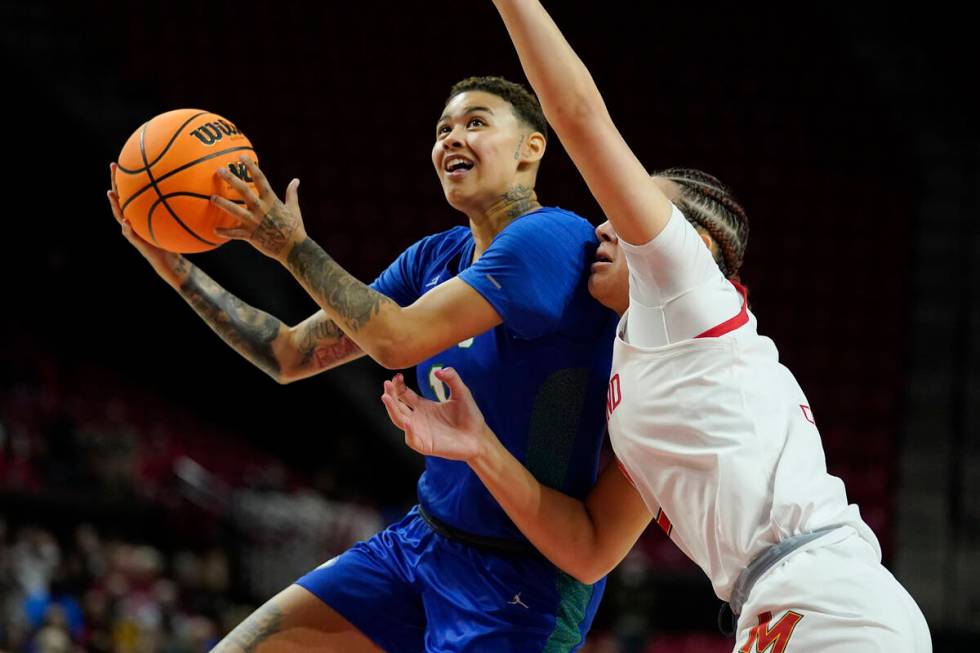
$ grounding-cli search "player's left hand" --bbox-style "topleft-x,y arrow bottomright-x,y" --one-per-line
381,369 -> 491,462
211,156 -> 307,262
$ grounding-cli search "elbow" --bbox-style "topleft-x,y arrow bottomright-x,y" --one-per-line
563,548 -> 617,585
571,565 -> 608,587
370,337 -> 418,371
274,361 -> 308,385
262,366 -> 290,385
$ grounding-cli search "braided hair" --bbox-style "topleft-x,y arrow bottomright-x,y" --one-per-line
653,168 -> 749,280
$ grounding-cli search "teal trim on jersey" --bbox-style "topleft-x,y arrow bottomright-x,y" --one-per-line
523,368 -> 589,490
542,572 -> 594,653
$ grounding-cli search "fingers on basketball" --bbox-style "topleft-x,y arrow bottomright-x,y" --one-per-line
241,157 -> 271,199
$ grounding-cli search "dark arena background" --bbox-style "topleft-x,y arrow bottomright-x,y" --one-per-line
1,1 -> 977,651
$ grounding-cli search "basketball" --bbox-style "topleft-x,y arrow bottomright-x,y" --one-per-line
115,109 -> 259,253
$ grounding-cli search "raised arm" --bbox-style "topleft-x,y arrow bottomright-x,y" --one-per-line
211,159 -> 503,370
491,0 -> 672,246
381,369 -> 652,584
108,164 -> 363,383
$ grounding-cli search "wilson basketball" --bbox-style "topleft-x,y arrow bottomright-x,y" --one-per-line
115,109 -> 259,253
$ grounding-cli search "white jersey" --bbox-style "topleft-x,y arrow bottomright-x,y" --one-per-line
606,205 -> 881,602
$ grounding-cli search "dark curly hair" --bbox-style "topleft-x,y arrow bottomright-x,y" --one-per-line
653,167 -> 749,280
447,76 -> 549,141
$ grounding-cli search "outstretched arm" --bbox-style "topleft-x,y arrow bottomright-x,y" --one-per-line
211,158 -> 503,370
107,164 -> 363,383
382,369 -> 651,584
491,0 -> 672,246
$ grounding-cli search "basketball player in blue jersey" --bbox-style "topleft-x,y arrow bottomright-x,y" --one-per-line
107,75 -> 616,652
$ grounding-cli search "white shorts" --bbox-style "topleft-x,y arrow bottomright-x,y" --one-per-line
734,528 -> 931,652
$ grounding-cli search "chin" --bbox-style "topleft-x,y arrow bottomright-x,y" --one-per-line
444,188 -> 470,210
587,275 -> 607,304
589,276 -> 625,314
444,186 -> 473,211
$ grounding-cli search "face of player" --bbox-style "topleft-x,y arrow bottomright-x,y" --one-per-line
433,91 -> 537,213
587,177 -> 692,315
588,220 -> 630,315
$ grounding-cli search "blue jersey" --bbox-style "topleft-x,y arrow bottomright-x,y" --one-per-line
371,207 -> 617,540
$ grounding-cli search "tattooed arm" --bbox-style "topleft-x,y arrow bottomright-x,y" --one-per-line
109,163 -> 362,382
177,265 -> 364,383
283,237 -> 500,370
210,158 -> 506,370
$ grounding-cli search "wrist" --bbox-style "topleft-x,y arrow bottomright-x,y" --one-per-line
277,229 -> 309,264
164,255 -> 192,288
470,423 -> 501,471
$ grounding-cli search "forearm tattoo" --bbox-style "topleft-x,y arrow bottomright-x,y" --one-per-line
171,256 -> 191,279
287,237 -> 396,333
297,315 -> 362,369
179,268 -> 282,378
215,602 -> 283,653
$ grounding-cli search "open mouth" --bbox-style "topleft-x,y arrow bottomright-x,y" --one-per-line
444,155 -> 475,177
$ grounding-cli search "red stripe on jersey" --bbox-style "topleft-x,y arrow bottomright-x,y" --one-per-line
616,458 -> 636,487
695,281 -> 749,339
801,405 -> 815,425
655,507 -> 673,536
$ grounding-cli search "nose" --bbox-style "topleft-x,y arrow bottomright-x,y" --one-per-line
441,125 -> 464,151
595,221 -> 617,243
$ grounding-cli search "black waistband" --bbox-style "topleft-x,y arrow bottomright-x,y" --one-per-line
417,504 -> 539,557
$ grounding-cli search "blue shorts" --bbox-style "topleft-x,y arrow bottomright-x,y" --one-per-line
296,506 -> 605,653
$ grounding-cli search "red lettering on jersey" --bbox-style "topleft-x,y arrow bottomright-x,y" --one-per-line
738,610 -> 803,653
800,405 -> 815,425
654,507 -> 673,536
606,374 -> 622,420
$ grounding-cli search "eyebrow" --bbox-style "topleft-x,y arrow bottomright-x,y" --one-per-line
437,106 -> 495,124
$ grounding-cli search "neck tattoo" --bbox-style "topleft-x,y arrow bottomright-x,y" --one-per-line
502,184 -> 538,220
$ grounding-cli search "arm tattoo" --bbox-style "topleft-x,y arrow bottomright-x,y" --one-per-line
171,255 -> 191,279
286,237 -> 396,333
216,602 -> 283,653
297,315 -> 362,368
178,268 -> 283,379
313,338 -> 362,369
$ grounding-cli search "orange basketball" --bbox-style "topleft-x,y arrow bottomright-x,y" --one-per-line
115,109 -> 259,253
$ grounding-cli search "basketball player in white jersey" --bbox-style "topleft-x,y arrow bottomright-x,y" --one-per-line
380,1 -> 932,650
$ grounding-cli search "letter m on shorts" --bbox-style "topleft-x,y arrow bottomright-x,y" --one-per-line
738,610 -> 803,653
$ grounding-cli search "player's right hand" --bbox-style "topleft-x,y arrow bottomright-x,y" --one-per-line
381,369 -> 491,462
108,163 -> 190,286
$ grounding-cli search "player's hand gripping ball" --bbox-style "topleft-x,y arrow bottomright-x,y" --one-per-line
114,109 -> 259,253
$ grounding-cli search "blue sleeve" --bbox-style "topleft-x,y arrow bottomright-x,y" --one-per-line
459,210 -> 595,339
369,239 -> 424,307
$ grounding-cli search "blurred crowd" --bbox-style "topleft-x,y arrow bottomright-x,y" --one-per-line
0,521 -> 242,653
